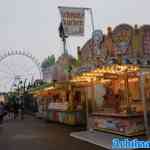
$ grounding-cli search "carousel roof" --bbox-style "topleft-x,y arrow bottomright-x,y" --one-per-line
71,64 -> 140,83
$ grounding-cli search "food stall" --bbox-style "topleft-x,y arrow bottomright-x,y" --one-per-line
46,82 -> 86,125
31,88 -> 52,119
73,64 -> 150,136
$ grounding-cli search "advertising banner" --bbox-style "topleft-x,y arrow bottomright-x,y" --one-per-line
58,6 -> 85,36
142,26 -> 150,55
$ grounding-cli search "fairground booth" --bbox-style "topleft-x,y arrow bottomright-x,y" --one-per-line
31,88 -> 52,118
32,82 -> 86,125
71,64 -> 150,137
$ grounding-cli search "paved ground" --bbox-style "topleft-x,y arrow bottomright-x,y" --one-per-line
0,116 -> 106,150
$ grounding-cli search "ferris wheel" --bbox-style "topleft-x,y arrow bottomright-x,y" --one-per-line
0,50 -> 42,92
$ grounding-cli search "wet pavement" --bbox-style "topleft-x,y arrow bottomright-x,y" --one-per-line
0,116 -> 105,150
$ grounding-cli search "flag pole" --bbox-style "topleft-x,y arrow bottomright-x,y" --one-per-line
84,8 -> 95,131
85,8 -> 95,60
89,8 -> 95,35
84,8 -> 95,36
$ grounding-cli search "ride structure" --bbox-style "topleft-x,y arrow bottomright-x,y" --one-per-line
0,50 -> 42,92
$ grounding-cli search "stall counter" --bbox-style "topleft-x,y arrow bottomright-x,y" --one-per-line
90,112 -> 144,137
47,109 -> 86,125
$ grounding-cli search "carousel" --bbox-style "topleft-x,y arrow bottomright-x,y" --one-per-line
71,63 -> 150,136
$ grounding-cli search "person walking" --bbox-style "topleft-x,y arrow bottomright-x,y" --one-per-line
13,101 -> 19,120
17,96 -> 24,120
20,100 -> 24,120
3,102 -> 8,121
0,102 -> 5,124
9,103 -> 15,120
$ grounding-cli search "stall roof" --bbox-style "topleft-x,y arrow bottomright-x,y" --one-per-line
93,64 -> 139,74
31,81 -> 71,97
71,64 -> 140,83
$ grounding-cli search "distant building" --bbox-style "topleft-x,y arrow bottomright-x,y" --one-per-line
42,64 -> 57,82
42,53 -> 76,82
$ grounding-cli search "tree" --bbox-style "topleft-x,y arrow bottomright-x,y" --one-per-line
41,55 -> 56,68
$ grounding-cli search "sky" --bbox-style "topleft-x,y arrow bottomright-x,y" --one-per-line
0,0 -> 150,61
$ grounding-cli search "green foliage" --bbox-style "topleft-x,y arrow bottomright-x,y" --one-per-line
29,82 -> 53,92
64,64 -> 73,75
48,55 -> 55,65
8,93 -> 17,104
42,55 -> 56,68
75,59 -> 81,66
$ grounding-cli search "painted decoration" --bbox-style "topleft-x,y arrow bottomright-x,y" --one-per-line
132,25 -> 143,57
79,37 -> 105,64
92,30 -> 103,42
79,39 -> 92,63
113,24 -> 133,55
73,65 -> 93,75
78,39 -> 99,64
142,25 -> 150,55
92,116 -> 144,135
78,24 -> 150,67
103,27 -> 114,56
47,110 -> 86,125
92,30 -> 103,55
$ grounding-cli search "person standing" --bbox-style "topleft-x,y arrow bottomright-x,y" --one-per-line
18,96 -> 24,120
13,101 -> 19,120
3,102 -> 10,120
20,100 -> 24,120
0,102 -> 5,124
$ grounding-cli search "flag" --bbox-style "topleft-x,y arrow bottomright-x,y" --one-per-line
58,6 -> 85,36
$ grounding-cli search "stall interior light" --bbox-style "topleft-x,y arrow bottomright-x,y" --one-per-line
71,76 -> 97,83
128,78 -> 139,82
93,65 -> 139,74
71,76 -> 111,84
120,78 -> 139,84
82,72 -> 103,77
99,79 -> 111,84
44,86 -> 55,91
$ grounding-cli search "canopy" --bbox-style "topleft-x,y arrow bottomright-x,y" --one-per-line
71,64 -> 140,83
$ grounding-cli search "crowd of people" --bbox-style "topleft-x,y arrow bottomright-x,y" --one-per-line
0,100 -> 24,125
